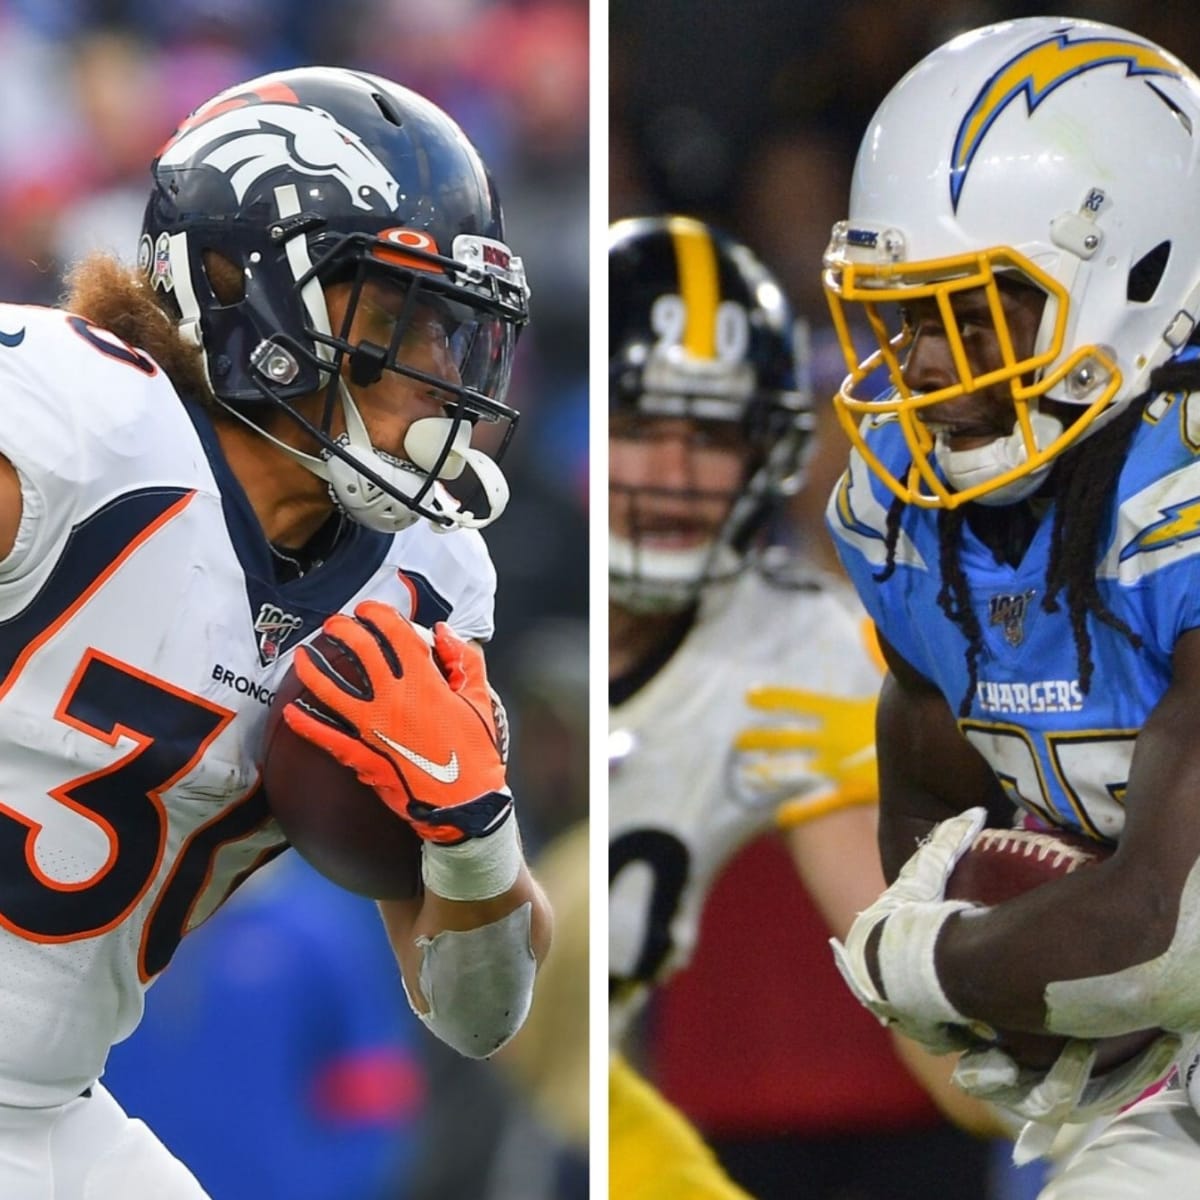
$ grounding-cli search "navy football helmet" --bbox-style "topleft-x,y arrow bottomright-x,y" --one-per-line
609,215 -> 812,611
141,67 -> 529,531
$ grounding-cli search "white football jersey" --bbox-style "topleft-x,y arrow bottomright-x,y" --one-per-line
609,566 -> 881,1043
0,303 -> 496,1105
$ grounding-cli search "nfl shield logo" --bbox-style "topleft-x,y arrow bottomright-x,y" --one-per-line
988,590 -> 1037,648
254,602 -> 303,666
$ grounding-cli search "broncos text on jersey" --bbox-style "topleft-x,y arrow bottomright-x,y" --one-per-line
0,303 -> 495,1105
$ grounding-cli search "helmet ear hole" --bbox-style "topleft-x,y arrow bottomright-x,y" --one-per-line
202,250 -> 245,306
1127,241 -> 1171,303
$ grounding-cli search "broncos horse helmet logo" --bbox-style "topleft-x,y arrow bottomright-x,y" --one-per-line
158,90 -> 401,213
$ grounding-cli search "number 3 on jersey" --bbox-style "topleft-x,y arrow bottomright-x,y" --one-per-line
0,649 -> 273,976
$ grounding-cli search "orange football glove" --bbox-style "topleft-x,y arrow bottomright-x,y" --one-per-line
282,600 -> 511,844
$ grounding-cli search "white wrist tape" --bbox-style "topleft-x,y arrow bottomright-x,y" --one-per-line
832,900 -> 977,1055
831,808 -> 987,1054
875,901 -> 976,1024
1046,853 -> 1200,1037
421,810 -> 523,902
404,901 -> 537,1058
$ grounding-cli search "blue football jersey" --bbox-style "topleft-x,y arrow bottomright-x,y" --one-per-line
828,374 -> 1200,842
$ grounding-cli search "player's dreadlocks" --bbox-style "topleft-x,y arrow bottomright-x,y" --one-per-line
874,363 -> 1200,715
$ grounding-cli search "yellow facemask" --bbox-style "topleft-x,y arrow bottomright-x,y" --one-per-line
823,238 -> 1122,508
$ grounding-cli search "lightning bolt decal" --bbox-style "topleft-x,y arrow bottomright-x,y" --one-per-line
1119,497 -> 1200,561
950,31 -> 1181,211
833,471 -> 885,544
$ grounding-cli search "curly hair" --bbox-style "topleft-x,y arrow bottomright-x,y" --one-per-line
62,251 -> 243,413
873,379 -> 1200,715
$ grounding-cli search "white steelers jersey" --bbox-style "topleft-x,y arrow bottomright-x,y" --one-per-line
0,303 -> 496,1105
609,565 -> 881,1043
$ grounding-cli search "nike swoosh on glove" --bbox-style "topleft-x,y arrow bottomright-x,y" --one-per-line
283,600 -> 511,844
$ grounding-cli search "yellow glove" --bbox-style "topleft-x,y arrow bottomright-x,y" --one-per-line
733,687 -> 878,822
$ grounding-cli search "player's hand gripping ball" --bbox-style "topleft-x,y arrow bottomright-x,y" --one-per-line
281,601 -> 511,845
262,628 -> 422,900
945,827 -> 1161,1071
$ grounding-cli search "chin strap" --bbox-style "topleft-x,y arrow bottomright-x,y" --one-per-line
228,380 -> 510,533
319,397 -> 510,533
608,532 -> 741,613
936,410 -> 1064,507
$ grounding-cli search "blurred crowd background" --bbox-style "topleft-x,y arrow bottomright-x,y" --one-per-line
611,3 -> 1200,1199
0,1 -> 588,1198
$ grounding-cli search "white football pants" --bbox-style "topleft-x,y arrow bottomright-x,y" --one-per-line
0,1083 -> 209,1199
1040,1083 -> 1200,1199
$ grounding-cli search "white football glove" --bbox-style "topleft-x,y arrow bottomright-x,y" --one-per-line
954,1031 -> 1188,1162
830,807 -> 987,1053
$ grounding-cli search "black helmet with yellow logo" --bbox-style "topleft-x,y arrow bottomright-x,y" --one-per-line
608,215 -> 812,609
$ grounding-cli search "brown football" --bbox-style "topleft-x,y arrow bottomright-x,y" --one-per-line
261,632 -> 422,900
946,827 -> 1160,1072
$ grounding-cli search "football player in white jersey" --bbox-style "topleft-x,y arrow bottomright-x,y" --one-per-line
608,216 -> 1001,1199
0,67 -> 550,1197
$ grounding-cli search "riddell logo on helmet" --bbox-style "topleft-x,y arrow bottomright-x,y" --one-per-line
482,244 -> 511,269
453,234 -> 528,293
846,228 -> 879,249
